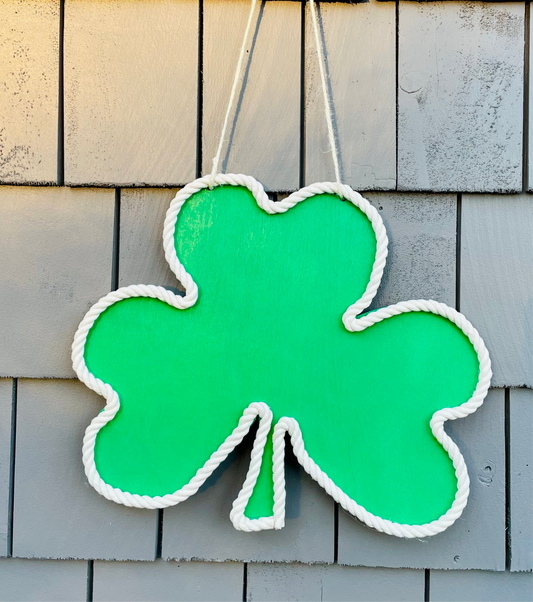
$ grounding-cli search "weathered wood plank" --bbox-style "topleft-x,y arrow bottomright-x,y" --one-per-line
510,388 -> 533,572
0,0 -> 59,184
398,2 -> 524,192
460,195 -> 533,388
0,558 -> 87,602
305,0 -> 396,190
529,7 -> 533,191
366,193 -> 456,309
380,0 -> 522,2
431,569 -> 533,602
93,559 -> 243,602
202,0 -> 300,191
64,0 -> 198,186
12,379 -> 157,560
0,187 -> 114,379
162,433 -> 334,563
119,189 -> 179,289
0,380 -> 12,557
338,389 -> 505,570
247,564 -> 424,602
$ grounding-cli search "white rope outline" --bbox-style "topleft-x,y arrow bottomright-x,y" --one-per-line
72,174 -> 491,538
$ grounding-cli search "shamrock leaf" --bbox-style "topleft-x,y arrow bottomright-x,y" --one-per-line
73,175 -> 490,538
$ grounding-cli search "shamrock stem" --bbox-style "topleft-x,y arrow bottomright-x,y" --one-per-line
243,430 -> 275,519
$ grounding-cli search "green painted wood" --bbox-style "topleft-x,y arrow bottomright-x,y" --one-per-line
338,390 -> 506,570
84,185 -> 479,526
120,191 -> 335,563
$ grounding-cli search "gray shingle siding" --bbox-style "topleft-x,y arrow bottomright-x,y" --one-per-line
1,0 -> 532,600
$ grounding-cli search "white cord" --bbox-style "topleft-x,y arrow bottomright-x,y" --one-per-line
209,0 -> 258,187
309,0 -> 342,190
209,0 -> 341,191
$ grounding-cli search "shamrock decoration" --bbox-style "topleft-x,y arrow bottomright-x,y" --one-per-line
73,174 -> 491,538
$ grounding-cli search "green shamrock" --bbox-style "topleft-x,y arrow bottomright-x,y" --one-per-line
73,175 -> 490,538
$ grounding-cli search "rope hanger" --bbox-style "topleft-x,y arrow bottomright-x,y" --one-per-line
209,0 -> 342,192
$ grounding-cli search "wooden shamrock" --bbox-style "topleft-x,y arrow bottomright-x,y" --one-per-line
72,174 -> 491,539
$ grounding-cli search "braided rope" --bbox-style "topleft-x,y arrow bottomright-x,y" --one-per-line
73,174 -> 491,537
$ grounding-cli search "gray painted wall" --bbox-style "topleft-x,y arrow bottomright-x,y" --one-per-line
1,0 -> 532,600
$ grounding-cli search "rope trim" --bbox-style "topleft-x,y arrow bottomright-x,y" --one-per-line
72,174 -> 492,538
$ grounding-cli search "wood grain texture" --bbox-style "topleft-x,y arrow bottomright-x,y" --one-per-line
12,379 -> 157,561
247,564 -> 424,602
366,193 -> 456,309
64,0 -> 198,186
338,389 -> 505,570
510,388 -> 533,572
0,186 -> 114,378
202,0 -> 300,191
162,433 -> 334,563
460,195 -> 533,388
119,189 -> 179,289
529,5 -> 533,191
0,380 -> 12,557
430,569 -> 533,602
0,558 -> 87,602
398,2 -> 524,192
93,559 -> 243,602
305,0 -> 396,190
0,0 -> 59,184
381,0 -> 526,2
